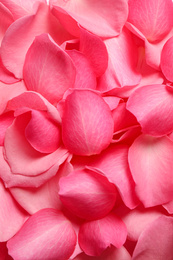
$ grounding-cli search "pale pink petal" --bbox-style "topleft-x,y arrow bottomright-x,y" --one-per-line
62,89 -> 114,156
127,84 -> 173,136
163,200 -> 173,214
0,0 -> 46,19
50,0 -> 128,37
9,158 -> 73,214
71,144 -> 139,209
73,246 -> 131,260
1,3 -> 73,78
98,28 -> 141,91
7,209 -> 77,260
0,179 -> 28,242
132,216 -> 173,260
128,134 -> 173,207
23,33 -> 76,104
79,27 -> 108,77
59,168 -> 117,220
25,110 -> 61,153
0,3 -> 13,43
4,113 -> 68,176
128,0 -> 173,42
78,213 -> 127,256
0,81 -> 26,114
0,112 -> 14,145
67,50 -> 96,90
0,146 -> 61,188
161,36 -> 173,82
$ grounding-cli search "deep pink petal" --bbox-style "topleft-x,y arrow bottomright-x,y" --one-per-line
128,0 -> 173,42
0,0 -> 46,19
1,3 -> 73,78
73,246 -> 131,260
161,36 -> 173,82
98,28 -> 141,91
59,168 -> 117,220
67,50 -> 96,90
163,200 -> 173,214
127,84 -> 173,136
78,213 -> 127,256
62,89 -> 114,156
0,3 -> 13,43
7,209 -> 77,260
25,110 -> 61,153
79,27 -> 108,77
50,0 -> 128,37
0,179 -> 28,242
128,134 -> 173,207
23,33 -> 76,104
132,216 -> 173,260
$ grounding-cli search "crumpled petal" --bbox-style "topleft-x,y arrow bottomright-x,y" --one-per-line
7,209 -> 77,260
127,84 -> 173,136
132,216 -> 173,260
0,179 -> 28,242
59,168 -> 117,220
62,89 -> 114,156
128,134 -> 173,207
1,3 -> 72,78
98,28 -> 141,91
161,36 -> 173,82
23,33 -> 76,104
50,0 -> 128,37
78,213 -> 127,256
128,0 -> 173,42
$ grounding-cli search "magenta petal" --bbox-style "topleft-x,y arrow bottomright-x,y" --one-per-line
62,89 -> 114,156
128,134 -> 173,207
50,0 -> 128,37
161,36 -> 173,82
128,0 -> 173,42
132,216 -> 173,260
0,179 -> 28,242
59,168 -> 117,220
7,209 -> 77,260
127,84 -> 173,136
23,33 -> 76,104
78,213 -> 127,256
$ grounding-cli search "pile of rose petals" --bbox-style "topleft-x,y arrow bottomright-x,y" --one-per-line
0,0 -> 173,259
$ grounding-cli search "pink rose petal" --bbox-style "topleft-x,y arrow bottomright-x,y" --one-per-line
78,213 -> 127,256
163,200 -> 173,214
127,84 -> 173,136
128,0 -> 173,42
59,168 -> 117,220
0,55 -> 18,84
0,179 -> 28,242
7,209 -> 77,260
62,89 -> 114,156
0,112 -> 14,145
23,33 -> 76,104
1,3 -> 73,78
0,3 -> 13,43
128,134 -> 173,207
161,36 -> 173,82
132,216 -> 173,260
50,0 -> 128,37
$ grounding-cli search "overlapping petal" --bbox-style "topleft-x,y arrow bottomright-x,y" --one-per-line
7,209 -> 77,260
59,168 -> 117,220
161,36 -> 173,82
128,134 -> 173,207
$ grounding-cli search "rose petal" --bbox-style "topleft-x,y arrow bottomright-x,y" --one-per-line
0,55 -> 18,84
163,200 -> 173,214
0,112 -> 14,145
0,3 -> 13,43
161,36 -> 173,82
23,33 -> 76,104
132,216 -> 173,260
7,209 -> 77,260
78,213 -> 127,256
127,84 -> 173,136
0,179 -> 28,242
128,134 -> 173,207
50,0 -> 128,37
59,168 -> 117,220
62,89 -> 114,156
128,0 -> 173,42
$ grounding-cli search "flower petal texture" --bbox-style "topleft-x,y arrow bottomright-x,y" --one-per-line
161,36 -> 173,82
62,89 -> 114,156
7,209 -> 77,260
